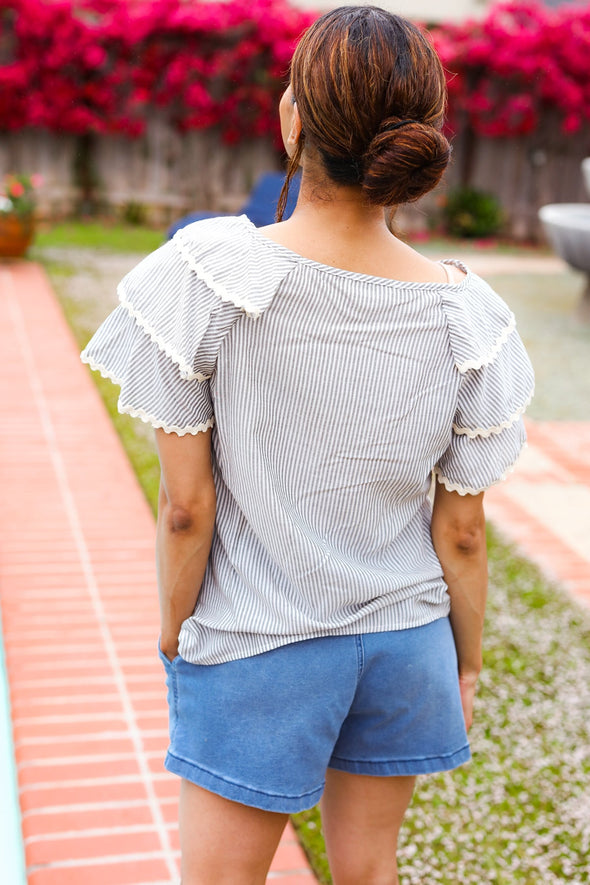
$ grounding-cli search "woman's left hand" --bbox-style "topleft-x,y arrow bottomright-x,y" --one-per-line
458,672 -> 478,731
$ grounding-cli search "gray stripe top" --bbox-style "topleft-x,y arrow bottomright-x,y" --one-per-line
81,215 -> 534,664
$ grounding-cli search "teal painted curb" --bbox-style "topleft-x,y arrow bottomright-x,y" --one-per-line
0,606 -> 27,884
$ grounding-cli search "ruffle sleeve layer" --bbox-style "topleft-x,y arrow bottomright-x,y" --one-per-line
435,266 -> 535,495
81,216 -> 295,435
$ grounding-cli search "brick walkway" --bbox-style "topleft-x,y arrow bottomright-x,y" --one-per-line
1,257 -> 589,884
485,421 -> 590,607
0,262 -> 314,884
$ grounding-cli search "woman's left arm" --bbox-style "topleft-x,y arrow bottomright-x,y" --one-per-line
430,484 -> 488,730
155,428 -> 216,661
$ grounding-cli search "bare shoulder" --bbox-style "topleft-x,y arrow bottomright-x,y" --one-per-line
257,220 -> 289,244
395,239 -> 468,285
443,262 -> 469,284
258,219 -> 469,286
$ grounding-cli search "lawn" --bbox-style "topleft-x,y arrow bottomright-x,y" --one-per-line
39,222 -> 590,884
33,220 -> 165,253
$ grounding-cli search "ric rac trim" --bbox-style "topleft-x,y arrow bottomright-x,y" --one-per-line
452,389 -> 534,439
80,353 -> 215,436
173,230 -> 262,318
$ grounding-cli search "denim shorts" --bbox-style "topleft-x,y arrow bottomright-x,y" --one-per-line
158,616 -> 470,813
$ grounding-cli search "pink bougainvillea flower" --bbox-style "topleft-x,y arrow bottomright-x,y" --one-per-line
84,46 -> 107,68
562,114 -> 581,134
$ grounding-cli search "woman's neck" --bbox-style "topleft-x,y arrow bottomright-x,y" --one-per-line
290,164 -> 388,237
264,163 -> 393,261
259,160 -> 449,283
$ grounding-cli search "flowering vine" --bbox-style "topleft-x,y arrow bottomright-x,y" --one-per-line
432,1 -> 590,137
0,0 -> 314,143
0,0 -> 589,144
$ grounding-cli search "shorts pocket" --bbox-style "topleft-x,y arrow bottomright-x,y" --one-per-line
158,641 -> 180,743
158,639 -> 181,668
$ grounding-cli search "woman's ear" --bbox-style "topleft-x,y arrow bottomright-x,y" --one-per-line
287,103 -> 302,146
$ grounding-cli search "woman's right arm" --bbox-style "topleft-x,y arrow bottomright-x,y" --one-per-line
155,428 -> 216,662
430,483 -> 488,730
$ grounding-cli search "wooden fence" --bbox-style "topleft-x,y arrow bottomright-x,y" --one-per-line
1,118 -> 589,239
0,119 -> 279,227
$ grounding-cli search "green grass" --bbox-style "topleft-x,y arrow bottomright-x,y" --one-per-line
32,220 -> 166,253
38,237 -> 590,884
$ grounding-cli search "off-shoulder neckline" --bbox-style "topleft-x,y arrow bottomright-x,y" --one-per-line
238,216 -> 472,289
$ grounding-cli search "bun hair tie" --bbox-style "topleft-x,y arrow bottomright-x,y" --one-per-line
385,120 -> 417,132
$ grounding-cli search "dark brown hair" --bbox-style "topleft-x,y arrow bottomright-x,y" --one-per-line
277,6 -> 450,220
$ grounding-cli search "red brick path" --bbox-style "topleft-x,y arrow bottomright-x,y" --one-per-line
486,422 -> 590,608
0,262 -> 315,884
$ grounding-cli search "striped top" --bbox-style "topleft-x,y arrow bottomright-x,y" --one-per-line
81,215 -> 534,665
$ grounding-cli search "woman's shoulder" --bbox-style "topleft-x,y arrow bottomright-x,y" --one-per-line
143,215 -> 297,319
438,261 -> 518,374
171,214 -> 264,281
173,213 -> 253,248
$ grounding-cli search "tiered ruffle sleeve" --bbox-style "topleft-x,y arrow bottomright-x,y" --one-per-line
81,216 -> 295,435
435,264 -> 535,495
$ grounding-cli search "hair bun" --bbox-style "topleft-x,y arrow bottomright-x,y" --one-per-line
362,121 -> 451,206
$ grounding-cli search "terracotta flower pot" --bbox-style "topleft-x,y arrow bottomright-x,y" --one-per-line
0,213 -> 35,258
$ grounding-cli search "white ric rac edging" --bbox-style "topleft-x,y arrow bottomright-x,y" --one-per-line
81,355 -> 215,435
433,445 -> 527,496
120,404 -> 215,436
452,389 -> 535,439
173,232 -> 262,318
455,314 -> 517,374
117,286 -> 209,382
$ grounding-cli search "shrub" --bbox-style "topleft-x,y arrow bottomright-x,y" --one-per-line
441,187 -> 504,238
121,201 -> 148,226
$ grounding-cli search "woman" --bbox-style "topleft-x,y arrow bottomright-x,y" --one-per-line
82,7 -> 534,883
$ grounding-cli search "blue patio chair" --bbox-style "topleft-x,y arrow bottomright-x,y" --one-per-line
167,171 -> 301,239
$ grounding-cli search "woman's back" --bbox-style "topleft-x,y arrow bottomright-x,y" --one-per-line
82,213 -> 533,663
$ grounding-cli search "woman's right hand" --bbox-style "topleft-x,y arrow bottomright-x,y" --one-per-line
155,427 -> 216,668
160,634 -> 180,663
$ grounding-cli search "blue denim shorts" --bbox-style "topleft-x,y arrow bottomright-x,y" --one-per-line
158,616 -> 470,813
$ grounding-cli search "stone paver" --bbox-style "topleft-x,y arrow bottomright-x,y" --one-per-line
0,261 -> 314,884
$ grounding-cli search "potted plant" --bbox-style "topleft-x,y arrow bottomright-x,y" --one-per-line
0,173 -> 42,258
